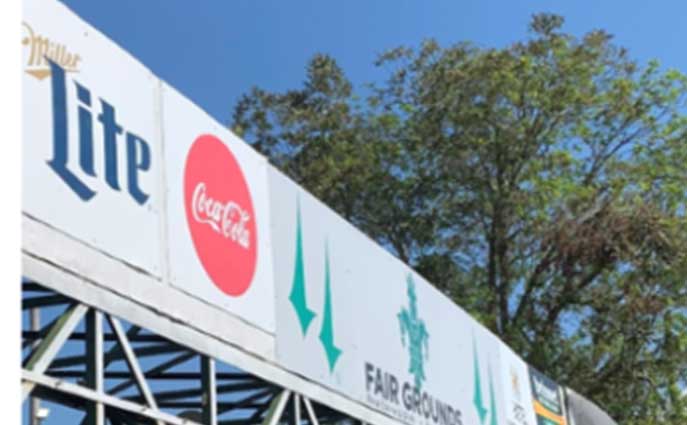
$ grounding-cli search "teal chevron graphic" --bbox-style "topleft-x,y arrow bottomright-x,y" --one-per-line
398,274 -> 430,389
473,339 -> 498,425
473,339 -> 488,424
319,243 -> 342,372
488,363 -> 498,425
289,201 -> 316,336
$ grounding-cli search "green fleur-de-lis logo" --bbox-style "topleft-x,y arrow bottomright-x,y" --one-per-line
288,199 -> 342,373
398,274 -> 430,389
473,339 -> 498,425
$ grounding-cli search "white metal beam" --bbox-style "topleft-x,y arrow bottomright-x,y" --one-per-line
22,370 -> 203,425
303,396 -> 320,425
294,393 -> 301,425
29,308 -> 41,425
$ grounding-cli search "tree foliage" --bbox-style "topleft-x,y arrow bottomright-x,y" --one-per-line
232,14 -> 687,424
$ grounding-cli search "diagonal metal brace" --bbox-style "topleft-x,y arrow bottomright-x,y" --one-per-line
261,390 -> 291,425
106,314 -> 164,425
22,303 -> 89,401
302,396 -> 320,425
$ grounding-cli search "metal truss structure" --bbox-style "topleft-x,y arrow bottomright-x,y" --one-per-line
22,281 -> 356,425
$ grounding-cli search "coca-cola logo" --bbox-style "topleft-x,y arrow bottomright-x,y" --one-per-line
184,134 -> 257,296
191,182 -> 251,248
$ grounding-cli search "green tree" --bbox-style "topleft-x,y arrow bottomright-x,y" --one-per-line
232,14 -> 687,424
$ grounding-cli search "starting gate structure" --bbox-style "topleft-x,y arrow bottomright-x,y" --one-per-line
21,2 -> 618,425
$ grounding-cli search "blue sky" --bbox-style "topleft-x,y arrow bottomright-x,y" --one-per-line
59,0 -> 687,127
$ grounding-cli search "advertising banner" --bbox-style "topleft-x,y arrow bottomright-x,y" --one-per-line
270,167 -> 508,425
528,368 -> 567,425
499,345 -> 538,425
23,3 -> 609,425
161,83 -> 276,332
23,0 -> 162,276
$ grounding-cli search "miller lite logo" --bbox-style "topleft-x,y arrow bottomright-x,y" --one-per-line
42,59 -> 152,205
184,135 -> 257,296
23,22 -> 80,80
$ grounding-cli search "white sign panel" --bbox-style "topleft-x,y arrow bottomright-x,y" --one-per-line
22,0 -> 162,276
271,167 -> 508,425
162,83 -> 276,332
270,169 -> 363,386
499,345 -> 538,425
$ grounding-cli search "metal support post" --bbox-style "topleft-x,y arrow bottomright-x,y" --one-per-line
201,355 -> 218,425
84,310 -> 104,425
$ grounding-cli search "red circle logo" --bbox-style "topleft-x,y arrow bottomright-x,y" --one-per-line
184,134 -> 257,296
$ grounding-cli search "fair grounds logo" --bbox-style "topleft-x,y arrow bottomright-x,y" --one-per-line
365,276 -> 464,425
288,200 -> 342,373
398,275 -> 430,390
397,275 -> 503,425
23,22 -> 81,80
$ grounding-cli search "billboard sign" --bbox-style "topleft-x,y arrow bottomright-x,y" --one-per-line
528,368 -> 567,425
23,3 -> 616,425
22,0 -> 276,333
270,168 -> 509,425
23,0 -> 162,276
162,84 -> 275,332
